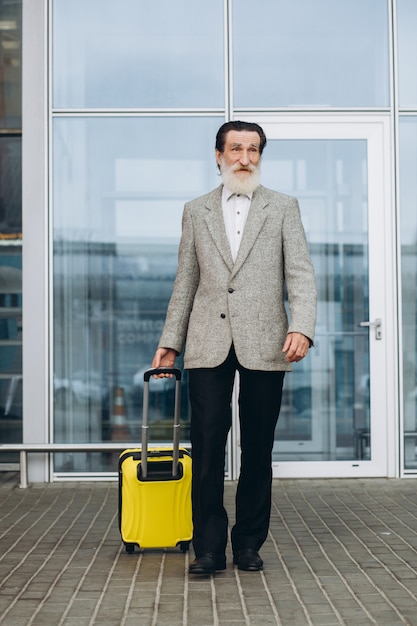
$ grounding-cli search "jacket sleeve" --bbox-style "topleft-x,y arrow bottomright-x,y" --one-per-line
282,198 -> 317,344
158,205 -> 200,354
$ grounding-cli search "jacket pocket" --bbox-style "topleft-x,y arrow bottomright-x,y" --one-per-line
258,312 -> 286,362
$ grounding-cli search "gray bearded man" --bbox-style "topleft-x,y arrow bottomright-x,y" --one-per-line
152,120 -> 317,574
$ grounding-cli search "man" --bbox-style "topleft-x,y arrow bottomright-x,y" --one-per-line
152,120 -> 316,574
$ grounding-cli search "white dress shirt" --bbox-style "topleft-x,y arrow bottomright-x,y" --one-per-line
221,186 -> 252,262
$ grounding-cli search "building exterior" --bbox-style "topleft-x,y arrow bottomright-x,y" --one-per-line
1,0 -> 417,482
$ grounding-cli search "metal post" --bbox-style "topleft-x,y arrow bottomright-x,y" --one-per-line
19,450 -> 28,488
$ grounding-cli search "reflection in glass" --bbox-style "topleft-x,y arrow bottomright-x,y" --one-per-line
0,0 -> 22,128
261,140 -> 370,461
52,116 -> 221,472
399,118 -> 417,470
0,0 -> 22,462
0,137 -> 21,235
397,0 -> 417,107
52,0 -> 224,109
0,250 -> 22,450
233,0 -> 389,108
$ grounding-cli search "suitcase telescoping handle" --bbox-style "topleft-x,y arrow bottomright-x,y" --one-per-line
141,368 -> 182,479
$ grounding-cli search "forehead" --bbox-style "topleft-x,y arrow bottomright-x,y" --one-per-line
224,130 -> 261,147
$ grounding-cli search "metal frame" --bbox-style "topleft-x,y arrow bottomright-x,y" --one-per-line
22,0 -> 50,482
16,0 -> 417,481
0,443 -> 178,488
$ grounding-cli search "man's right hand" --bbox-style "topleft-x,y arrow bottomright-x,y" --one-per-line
151,347 -> 177,377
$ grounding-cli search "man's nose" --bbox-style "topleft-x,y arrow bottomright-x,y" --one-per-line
239,150 -> 250,165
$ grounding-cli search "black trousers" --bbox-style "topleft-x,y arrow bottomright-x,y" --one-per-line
188,345 -> 285,558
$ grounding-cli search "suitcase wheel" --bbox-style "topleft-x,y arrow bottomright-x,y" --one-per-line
125,543 -> 135,554
179,541 -> 190,553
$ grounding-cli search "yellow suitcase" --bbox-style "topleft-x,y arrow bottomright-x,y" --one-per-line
118,368 -> 193,554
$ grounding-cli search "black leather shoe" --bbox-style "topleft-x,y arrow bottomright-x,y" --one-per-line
188,552 -> 226,575
233,548 -> 263,571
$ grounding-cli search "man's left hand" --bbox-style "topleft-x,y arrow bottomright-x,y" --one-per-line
282,332 -> 310,363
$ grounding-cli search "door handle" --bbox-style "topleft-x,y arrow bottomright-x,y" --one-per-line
358,318 -> 382,340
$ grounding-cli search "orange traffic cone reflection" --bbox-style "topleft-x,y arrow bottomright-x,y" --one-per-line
111,387 -> 130,442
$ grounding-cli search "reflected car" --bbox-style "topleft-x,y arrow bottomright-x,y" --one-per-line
54,371 -> 109,406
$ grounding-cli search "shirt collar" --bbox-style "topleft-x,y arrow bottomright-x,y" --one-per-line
222,185 -> 253,203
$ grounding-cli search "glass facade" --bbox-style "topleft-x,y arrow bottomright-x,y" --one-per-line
52,0 -> 224,109
233,0 -> 390,108
398,0 -> 417,471
397,0 -> 417,107
10,0 -> 417,478
399,118 -> 417,470
0,0 -> 22,461
52,115 -> 220,471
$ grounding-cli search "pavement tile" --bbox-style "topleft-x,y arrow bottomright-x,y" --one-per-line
1,476 -> 417,625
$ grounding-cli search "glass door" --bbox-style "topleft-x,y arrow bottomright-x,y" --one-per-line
231,115 -> 394,478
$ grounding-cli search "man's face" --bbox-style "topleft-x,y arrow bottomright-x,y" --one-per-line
216,130 -> 261,172
216,130 -> 262,194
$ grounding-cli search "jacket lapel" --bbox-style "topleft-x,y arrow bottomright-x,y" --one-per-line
204,186 -> 234,271
231,187 -> 268,278
204,185 -> 269,275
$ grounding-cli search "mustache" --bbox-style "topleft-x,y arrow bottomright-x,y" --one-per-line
230,163 -> 257,173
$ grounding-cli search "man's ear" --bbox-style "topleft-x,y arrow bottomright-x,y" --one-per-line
215,149 -> 222,169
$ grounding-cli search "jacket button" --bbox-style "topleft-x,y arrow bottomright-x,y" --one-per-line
228,287 -> 234,293
220,313 -> 226,318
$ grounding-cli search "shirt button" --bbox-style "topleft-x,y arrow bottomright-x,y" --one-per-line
220,313 -> 226,319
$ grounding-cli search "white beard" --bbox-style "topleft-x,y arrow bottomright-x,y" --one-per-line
219,159 -> 261,195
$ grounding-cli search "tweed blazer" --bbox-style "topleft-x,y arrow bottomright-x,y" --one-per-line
158,184 -> 317,371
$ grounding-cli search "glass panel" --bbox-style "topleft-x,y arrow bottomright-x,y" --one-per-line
233,0 -> 389,108
399,117 -> 417,470
0,247 -> 22,449
0,136 -> 21,235
260,140 -> 370,462
0,0 -> 22,464
52,116 -> 221,472
0,139 -> 22,451
397,0 -> 417,107
0,0 -> 22,127
52,0 -> 224,109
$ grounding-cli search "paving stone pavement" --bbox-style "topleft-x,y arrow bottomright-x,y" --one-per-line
0,473 -> 417,625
